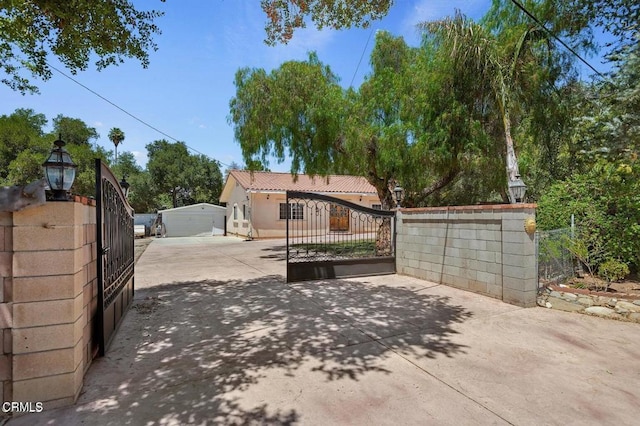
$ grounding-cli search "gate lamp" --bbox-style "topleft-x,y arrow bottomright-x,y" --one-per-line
393,183 -> 404,208
120,175 -> 130,198
508,175 -> 527,203
42,137 -> 77,201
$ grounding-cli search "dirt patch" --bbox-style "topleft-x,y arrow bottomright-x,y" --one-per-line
134,237 -> 153,264
566,274 -> 640,296
133,295 -> 164,314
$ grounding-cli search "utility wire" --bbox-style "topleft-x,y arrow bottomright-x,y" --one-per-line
48,63 -> 231,168
509,0 -> 606,79
349,26 -> 375,88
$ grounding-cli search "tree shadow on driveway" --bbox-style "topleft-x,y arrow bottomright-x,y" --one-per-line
258,245 -> 287,261
14,275 -> 472,425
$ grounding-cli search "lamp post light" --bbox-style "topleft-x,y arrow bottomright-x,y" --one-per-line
42,137 -> 77,201
393,183 -> 404,208
120,175 -> 130,198
508,174 -> 527,203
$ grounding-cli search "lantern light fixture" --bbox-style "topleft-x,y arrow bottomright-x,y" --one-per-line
42,137 -> 77,201
508,175 -> 527,203
393,183 -> 405,208
120,175 -> 130,198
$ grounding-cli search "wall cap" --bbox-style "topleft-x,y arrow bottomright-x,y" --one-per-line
72,195 -> 96,207
399,203 -> 537,213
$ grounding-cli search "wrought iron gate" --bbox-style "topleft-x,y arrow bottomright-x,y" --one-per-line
286,191 -> 396,282
95,159 -> 135,356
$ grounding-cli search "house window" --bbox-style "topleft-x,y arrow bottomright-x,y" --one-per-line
279,203 -> 304,220
242,204 -> 246,219
233,205 -> 238,220
372,204 -> 382,210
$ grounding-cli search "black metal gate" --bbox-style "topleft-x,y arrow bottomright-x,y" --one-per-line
95,159 -> 135,356
286,191 -> 396,282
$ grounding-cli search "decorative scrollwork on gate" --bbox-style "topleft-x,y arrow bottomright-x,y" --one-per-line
286,191 -> 396,282
101,178 -> 134,307
95,159 -> 134,356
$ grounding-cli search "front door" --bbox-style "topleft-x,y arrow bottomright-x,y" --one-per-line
330,204 -> 349,231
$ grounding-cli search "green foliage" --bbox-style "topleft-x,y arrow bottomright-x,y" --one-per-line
262,0 -> 392,45
52,115 -> 99,146
108,128 -> 125,148
229,30 -> 515,208
0,108 -> 226,211
563,227 -> 606,278
146,140 -> 222,208
0,109 -> 48,182
598,259 -> 629,287
64,142 -> 110,197
0,0 -> 163,93
0,108 -> 108,195
230,52 -> 345,178
538,157 -> 640,270
573,0 -> 639,63
126,172 -> 157,214
292,240 -> 376,257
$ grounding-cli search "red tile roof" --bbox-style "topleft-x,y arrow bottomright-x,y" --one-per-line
229,170 -> 377,194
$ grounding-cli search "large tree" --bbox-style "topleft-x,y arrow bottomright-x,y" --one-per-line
0,109 -> 109,192
1,0 -> 396,93
146,140 -> 222,208
261,0 -> 392,45
572,0 -> 639,63
230,32 -> 510,207
108,127 -> 125,164
230,52 -> 345,177
0,0 -> 163,93
0,109 -> 47,182
53,115 -> 99,146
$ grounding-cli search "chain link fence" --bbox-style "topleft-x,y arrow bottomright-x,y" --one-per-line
536,228 -> 575,287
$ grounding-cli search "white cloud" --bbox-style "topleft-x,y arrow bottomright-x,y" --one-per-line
132,150 -> 148,168
188,116 -> 207,129
94,121 -> 104,127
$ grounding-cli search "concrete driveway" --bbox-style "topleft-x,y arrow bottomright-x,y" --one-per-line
10,237 -> 640,425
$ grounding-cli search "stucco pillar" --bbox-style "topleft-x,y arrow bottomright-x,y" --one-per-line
500,208 -> 538,307
9,201 -> 88,409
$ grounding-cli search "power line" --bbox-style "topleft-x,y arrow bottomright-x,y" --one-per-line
508,0 -> 606,79
349,26 -> 375,88
48,63 -> 231,168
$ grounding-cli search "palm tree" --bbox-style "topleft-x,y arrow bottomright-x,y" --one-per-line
421,12 -> 534,202
108,127 -> 125,164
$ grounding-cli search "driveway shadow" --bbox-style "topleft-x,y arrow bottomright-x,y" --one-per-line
259,245 -> 287,261
12,275 -> 472,425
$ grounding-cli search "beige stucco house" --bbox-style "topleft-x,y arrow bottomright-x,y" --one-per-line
219,170 -> 381,239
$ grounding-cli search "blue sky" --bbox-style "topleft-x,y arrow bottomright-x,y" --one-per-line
1,1 -> 604,172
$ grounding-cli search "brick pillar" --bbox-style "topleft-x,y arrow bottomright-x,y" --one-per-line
10,202 -> 88,409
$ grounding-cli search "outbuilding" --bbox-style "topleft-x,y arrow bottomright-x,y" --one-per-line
157,203 -> 226,237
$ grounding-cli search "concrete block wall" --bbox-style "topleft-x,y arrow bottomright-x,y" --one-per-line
0,197 -> 97,410
397,204 -> 537,307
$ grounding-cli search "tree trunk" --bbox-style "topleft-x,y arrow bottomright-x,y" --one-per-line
503,109 -> 521,204
503,110 -> 519,182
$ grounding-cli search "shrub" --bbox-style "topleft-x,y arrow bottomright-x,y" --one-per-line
598,259 -> 630,291
537,158 -> 640,272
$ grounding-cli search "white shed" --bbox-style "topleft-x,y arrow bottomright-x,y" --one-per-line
158,203 -> 226,237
